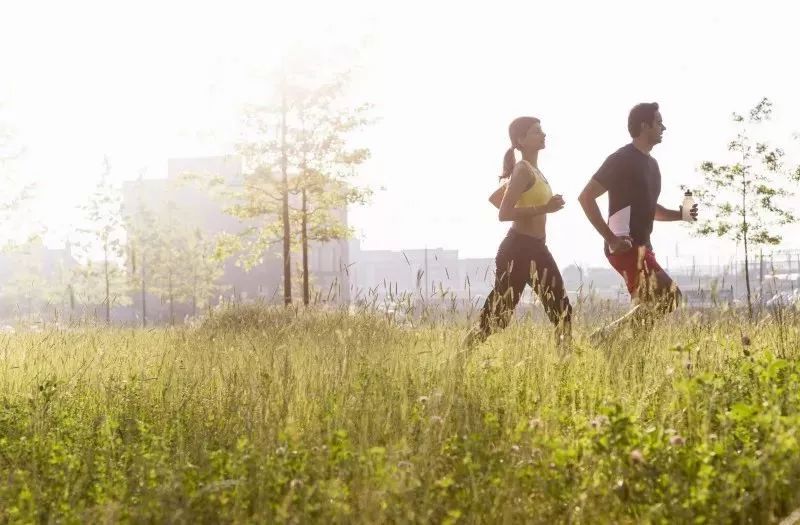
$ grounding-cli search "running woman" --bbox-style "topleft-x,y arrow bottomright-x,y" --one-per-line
467,116 -> 572,347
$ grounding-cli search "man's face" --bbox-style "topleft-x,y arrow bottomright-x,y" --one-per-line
643,110 -> 666,145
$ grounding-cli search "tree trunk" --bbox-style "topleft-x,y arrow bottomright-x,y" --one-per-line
141,252 -> 147,328
302,186 -> 309,306
759,249 -> 764,305
744,234 -> 752,319
742,175 -> 752,319
168,269 -> 175,326
192,269 -> 198,317
281,82 -> 292,306
104,247 -> 110,324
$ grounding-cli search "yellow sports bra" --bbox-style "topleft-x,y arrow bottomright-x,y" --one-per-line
515,160 -> 553,208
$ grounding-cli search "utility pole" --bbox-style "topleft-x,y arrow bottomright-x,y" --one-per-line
424,246 -> 429,298
141,252 -> 146,328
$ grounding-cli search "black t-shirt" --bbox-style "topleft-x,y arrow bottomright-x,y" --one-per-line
592,143 -> 661,254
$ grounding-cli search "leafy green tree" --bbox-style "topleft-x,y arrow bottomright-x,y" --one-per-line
73,157 -> 130,323
231,69 -> 372,305
694,98 -> 800,318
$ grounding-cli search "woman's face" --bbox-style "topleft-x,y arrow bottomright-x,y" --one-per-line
518,122 -> 546,151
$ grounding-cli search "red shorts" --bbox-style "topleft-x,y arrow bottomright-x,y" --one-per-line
607,246 -> 664,295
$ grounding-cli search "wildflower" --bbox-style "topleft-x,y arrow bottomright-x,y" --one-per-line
590,415 -> 609,429
630,449 -> 645,464
669,435 -> 685,446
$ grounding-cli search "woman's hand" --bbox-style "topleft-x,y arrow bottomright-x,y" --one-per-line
544,194 -> 565,213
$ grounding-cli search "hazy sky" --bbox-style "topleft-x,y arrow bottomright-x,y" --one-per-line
2,0 -> 799,268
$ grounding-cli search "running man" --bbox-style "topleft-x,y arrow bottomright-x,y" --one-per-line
578,102 -> 698,337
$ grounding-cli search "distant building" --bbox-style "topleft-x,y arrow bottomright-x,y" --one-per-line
348,240 -> 494,306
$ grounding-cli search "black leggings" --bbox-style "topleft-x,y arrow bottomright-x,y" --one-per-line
479,229 -> 572,336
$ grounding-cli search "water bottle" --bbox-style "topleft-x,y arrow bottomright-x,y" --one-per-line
681,190 -> 695,222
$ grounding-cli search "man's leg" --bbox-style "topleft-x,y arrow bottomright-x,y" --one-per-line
592,248 -> 677,340
634,266 -> 682,329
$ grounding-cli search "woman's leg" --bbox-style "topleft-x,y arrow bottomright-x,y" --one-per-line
476,235 -> 531,340
529,245 -> 572,341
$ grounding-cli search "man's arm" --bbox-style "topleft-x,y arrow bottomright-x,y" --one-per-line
655,204 -> 681,221
578,179 -> 632,253
655,203 -> 698,221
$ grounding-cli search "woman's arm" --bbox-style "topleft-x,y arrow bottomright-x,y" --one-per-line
498,165 -> 563,221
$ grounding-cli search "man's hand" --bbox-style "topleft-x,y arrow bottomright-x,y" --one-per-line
608,235 -> 633,254
681,203 -> 699,221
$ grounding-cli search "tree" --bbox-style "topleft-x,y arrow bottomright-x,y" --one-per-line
0,239 -> 76,322
230,73 -> 294,306
125,176 -> 159,326
180,227 -> 225,317
150,207 -> 224,325
125,183 -> 225,325
146,201 -> 184,325
290,74 -> 372,305
1,257 -> 47,321
694,98 -> 800,318
74,157 -> 130,323
231,68 -> 372,305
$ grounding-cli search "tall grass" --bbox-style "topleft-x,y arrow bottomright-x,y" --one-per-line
1,304 -> 800,523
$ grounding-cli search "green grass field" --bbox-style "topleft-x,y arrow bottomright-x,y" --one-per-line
2,305 -> 800,523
